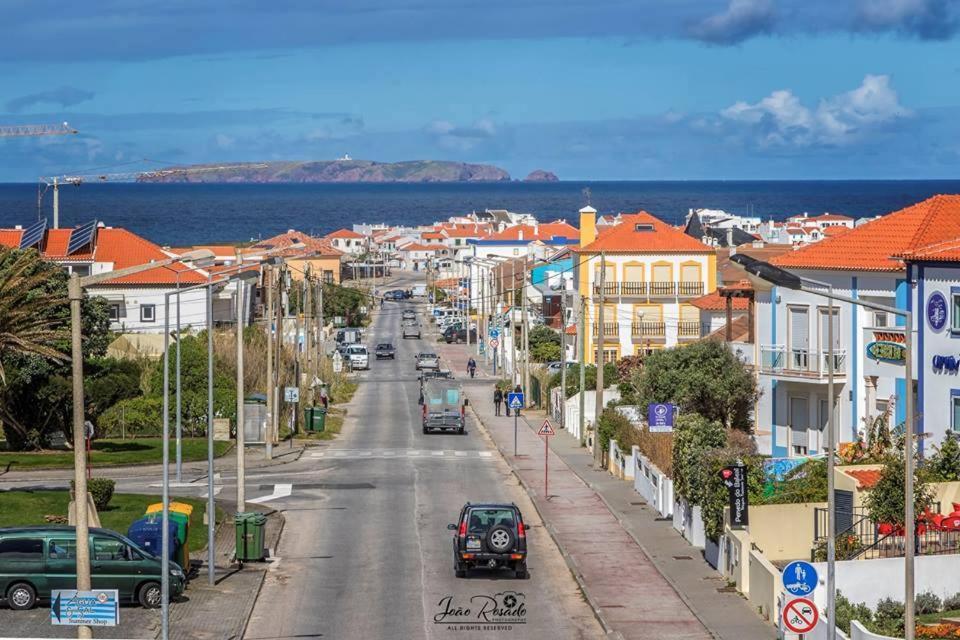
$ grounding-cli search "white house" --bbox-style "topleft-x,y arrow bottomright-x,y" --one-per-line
324,228 -> 367,255
397,242 -> 440,271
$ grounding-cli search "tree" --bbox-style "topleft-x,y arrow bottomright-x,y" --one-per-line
322,283 -> 369,325
927,433 -> 960,482
864,453 -> 935,527
632,341 -> 758,430
0,248 -> 109,449
528,325 -> 560,363
671,413 -> 726,505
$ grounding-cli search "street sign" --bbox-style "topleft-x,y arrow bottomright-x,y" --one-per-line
51,589 -> 119,627
332,351 -> 343,373
538,419 -> 556,436
538,419 -> 555,498
782,561 -> 818,597
489,328 -> 500,338
489,338 -> 500,349
647,403 -> 675,433
782,597 -> 818,634
721,464 -> 749,528
507,392 -> 524,410
284,386 -> 300,403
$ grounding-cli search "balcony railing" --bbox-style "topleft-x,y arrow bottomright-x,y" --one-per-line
592,322 -> 620,337
631,321 -> 665,338
678,321 -> 707,338
591,281 -> 705,298
759,345 -> 847,379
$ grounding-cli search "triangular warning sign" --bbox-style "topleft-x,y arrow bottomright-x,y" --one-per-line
538,420 -> 556,436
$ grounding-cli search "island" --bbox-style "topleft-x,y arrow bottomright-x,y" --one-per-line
137,160 -> 512,183
523,169 -> 559,182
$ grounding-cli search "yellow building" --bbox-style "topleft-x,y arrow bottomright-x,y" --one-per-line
245,229 -> 345,283
575,207 -> 716,363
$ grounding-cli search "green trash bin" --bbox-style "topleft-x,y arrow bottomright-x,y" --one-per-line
304,407 -> 327,432
235,512 -> 267,562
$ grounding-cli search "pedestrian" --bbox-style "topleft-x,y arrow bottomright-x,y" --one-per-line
467,357 -> 477,379
514,384 -> 523,417
493,387 -> 503,416
319,386 -> 329,410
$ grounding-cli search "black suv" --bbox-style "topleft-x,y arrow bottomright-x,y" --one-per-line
443,327 -> 478,344
448,503 -> 528,579
374,343 -> 396,359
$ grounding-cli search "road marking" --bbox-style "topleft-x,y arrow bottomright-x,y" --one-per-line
478,451 -> 492,458
200,486 -> 223,498
359,451 -> 372,457
454,451 -> 467,457
308,448 -> 494,460
407,450 -> 421,456
432,450 -> 445,456
248,483 -> 293,504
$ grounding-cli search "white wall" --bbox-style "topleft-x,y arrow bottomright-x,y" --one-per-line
672,498 -> 706,548
562,388 -> 621,441
633,447 -> 673,518
810,554 -> 960,610
93,285 -> 211,333
917,264 -> 960,450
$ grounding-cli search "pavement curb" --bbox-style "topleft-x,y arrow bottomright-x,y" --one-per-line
468,404 -> 621,640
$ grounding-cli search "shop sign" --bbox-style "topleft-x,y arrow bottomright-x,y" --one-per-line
866,331 -> 906,364
928,292 -> 948,332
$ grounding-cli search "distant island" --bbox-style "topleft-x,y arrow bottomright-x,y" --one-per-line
138,159 -> 512,183
524,169 -> 559,182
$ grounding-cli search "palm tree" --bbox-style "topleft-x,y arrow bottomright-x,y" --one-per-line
0,248 -> 70,384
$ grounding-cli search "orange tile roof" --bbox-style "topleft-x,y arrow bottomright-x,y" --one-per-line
325,228 -> 365,240
774,195 -> 960,272
689,291 -> 750,312
399,243 -> 440,252
488,221 -> 579,242
813,213 -> 854,222
169,245 -> 238,257
845,468 -> 883,490
247,230 -> 343,258
705,315 -> 752,343
422,231 -> 445,240
578,212 -> 713,254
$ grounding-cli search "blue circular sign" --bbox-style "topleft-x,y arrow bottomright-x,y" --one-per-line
782,561 -> 818,597
928,292 -> 948,332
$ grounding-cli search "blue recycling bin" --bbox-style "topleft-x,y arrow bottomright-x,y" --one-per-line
127,515 -> 181,562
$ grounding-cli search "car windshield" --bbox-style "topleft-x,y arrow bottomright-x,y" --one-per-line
377,344 -> 392,349
420,353 -> 437,359
466,508 -> 516,533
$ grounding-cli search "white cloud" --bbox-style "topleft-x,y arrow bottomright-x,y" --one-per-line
688,0 -> 776,44
720,74 -> 910,146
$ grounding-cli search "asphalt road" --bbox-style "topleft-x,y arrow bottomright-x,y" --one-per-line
243,272 -> 603,640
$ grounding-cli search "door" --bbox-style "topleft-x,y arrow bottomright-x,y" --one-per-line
818,308 -> 840,370
91,537 -> 139,598
46,536 -> 79,597
789,307 -> 810,369
789,396 -> 809,454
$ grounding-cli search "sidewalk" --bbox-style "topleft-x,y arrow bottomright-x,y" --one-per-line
167,501 -> 284,640
440,342 -> 774,640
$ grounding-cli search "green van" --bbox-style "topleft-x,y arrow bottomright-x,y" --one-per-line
0,526 -> 185,610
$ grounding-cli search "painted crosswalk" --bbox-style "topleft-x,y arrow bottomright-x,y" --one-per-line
309,448 -> 494,460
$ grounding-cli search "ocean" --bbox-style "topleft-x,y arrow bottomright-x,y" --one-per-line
1,180 -> 958,246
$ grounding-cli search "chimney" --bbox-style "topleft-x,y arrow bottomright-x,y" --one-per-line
579,205 -> 597,247
726,228 -> 734,247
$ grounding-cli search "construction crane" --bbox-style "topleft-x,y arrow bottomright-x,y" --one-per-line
0,122 -> 77,137
39,162 -> 268,228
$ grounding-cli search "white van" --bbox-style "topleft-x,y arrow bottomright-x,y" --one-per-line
345,345 -> 369,370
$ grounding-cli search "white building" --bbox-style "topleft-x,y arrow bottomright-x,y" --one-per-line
324,228 -> 367,255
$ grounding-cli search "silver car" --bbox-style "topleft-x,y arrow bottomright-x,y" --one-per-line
415,352 -> 439,370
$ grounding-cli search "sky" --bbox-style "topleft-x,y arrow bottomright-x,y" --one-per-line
1,0 -> 959,181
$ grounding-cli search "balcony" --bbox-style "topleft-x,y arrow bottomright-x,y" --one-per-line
591,281 -> 705,298
631,321 -> 666,338
677,321 -> 709,339
592,322 -> 620,339
759,345 -> 848,381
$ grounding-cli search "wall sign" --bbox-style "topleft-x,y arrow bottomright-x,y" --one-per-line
721,464 -> 749,529
933,354 -> 960,373
866,330 -> 906,364
928,292 -> 948,332
647,403 -> 676,433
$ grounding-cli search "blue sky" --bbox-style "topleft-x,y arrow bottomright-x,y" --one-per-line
1,0 -> 959,180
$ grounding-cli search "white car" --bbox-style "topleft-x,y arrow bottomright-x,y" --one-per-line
345,345 -> 369,370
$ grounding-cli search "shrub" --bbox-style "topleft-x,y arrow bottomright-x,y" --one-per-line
672,414 -> 726,505
916,591 -> 943,615
872,598 -> 905,637
865,453 -> 935,527
835,591 -> 873,635
597,409 -> 634,454
927,433 -> 960,482
71,478 -> 115,510
812,533 -> 862,562
97,397 -> 163,438
942,592 -> 960,612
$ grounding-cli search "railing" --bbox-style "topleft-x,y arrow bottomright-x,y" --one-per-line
648,281 -> 676,297
592,282 -> 620,296
620,281 -> 648,296
631,321 -> 665,337
759,345 -> 847,379
678,321 -> 708,338
590,281 -> 705,297
677,281 -> 704,296
812,504 -> 953,561
592,322 -> 619,337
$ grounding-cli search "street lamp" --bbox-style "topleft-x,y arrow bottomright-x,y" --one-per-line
67,248 -> 212,640
730,253 -> 916,640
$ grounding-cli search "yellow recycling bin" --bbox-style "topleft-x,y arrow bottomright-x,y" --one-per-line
146,502 -> 194,572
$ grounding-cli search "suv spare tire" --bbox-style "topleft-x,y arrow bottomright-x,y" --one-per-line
485,525 -> 515,554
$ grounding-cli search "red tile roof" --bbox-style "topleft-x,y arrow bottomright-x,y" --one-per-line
578,212 -> 713,254
773,195 -> 960,272
689,291 -> 750,312
246,230 -> 343,258
813,213 -> 854,222
822,226 -> 851,238
488,221 -> 579,242
325,228 -> 365,240
845,468 -> 883,490
399,243 -> 440,252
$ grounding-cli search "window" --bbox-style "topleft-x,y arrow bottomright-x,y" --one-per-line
953,293 -> 960,332
49,538 -> 77,560
0,538 -> 42,561
513,248 -> 519,256
680,263 -> 701,283
109,303 -> 122,321
651,264 -> 671,282
873,311 -> 888,328
793,445 -> 809,456
602,348 -> 618,364
952,393 -> 960,432
93,537 -> 131,562
140,304 -> 156,323
789,307 -> 810,369
323,270 -> 334,284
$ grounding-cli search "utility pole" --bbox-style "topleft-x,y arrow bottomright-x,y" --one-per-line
305,271 -> 313,406
522,257 -> 530,406
235,261 -> 247,509
560,290 -> 567,429
317,278 -> 325,364
594,252 -> 606,467
274,266 -> 285,452
578,294 -> 586,446
294,277 -> 303,436
265,265 -> 274,461
510,260 -> 516,382
465,259 -> 472,349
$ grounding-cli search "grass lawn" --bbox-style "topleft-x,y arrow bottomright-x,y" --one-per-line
0,490 -> 225,552
918,609 -> 960,624
0,438 -> 233,470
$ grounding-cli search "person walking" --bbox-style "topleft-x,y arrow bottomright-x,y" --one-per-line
467,357 -> 477,379
493,387 -> 503,416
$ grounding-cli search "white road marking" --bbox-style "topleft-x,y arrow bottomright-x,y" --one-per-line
454,451 -> 467,457
407,450 -> 421,456
307,448 -> 495,460
432,450 -> 445,456
248,483 -> 293,504
200,485 -> 223,498
478,451 -> 493,458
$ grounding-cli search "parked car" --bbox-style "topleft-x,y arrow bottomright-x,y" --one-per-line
0,526 -> 186,610
443,327 -> 478,344
403,323 -> 421,339
344,344 -> 369,370
448,503 -> 528,578
415,352 -> 440,370
384,290 -> 405,301
421,380 -> 467,434
545,361 -> 578,374
374,343 -> 396,359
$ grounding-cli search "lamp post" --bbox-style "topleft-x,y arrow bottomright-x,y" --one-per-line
731,254 -> 915,640
68,249 -> 211,640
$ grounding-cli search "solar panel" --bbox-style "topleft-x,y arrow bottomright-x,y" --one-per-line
67,219 -> 98,255
18,219 -> 47,250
